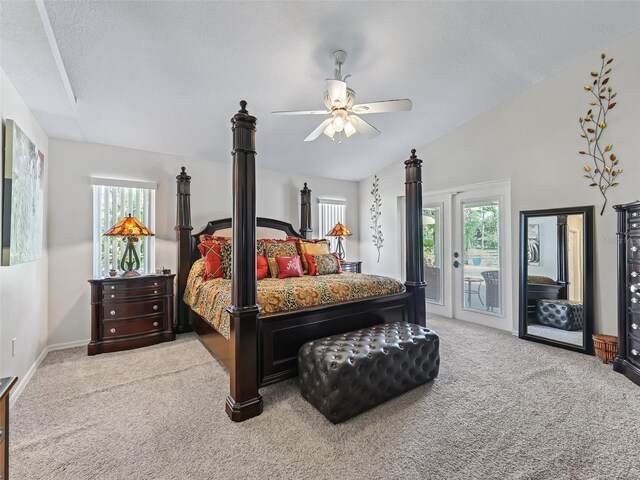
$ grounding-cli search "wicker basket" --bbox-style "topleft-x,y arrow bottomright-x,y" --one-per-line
593,334 -> 618,364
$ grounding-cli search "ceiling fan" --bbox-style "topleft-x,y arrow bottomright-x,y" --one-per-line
272,50 -> 412,142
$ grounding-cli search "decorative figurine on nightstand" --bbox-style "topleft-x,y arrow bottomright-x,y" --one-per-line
103,213 -> 154,277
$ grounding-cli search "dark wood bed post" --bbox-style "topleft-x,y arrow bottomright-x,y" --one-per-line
225,101 -> 263,422
300,183 -> 312,238
404,149 -> 427,327
175,167 -> 193,333
556,214 -> 569,299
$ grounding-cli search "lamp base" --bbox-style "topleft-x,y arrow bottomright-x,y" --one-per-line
120,270 -> 141,278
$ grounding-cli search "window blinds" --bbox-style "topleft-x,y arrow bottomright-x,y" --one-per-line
318,199 -> 346,254
92,184 -> 156,278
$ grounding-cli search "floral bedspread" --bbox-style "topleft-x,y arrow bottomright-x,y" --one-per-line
184,258 -> 406,339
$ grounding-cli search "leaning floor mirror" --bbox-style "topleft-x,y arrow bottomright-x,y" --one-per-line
518,206 -> 594,354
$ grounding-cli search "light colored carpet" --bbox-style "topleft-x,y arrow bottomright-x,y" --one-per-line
10,316 -> 640,480
526,324 -> 583,346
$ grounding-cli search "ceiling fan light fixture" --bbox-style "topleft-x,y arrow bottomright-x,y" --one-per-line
323,122 -> 336,138
344,119 -> 356,137
333,115 -> 345,132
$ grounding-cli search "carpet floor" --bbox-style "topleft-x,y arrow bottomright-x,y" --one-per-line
10,316 -> 640,480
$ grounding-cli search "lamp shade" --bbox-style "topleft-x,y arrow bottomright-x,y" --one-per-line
326,222 -> 352,237
103,214 -> 154,237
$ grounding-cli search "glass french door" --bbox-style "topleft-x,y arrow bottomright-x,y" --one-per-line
422,183 -> 512,330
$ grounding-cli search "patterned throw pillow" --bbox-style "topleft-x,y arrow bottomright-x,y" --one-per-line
197,242 -> 224,281
297,239 -> 331,273
275,255 -> 303,279
313,253 -> 342,275
199,234 -> 229,245
264,240 -> 298,278
220,243 -> 233,279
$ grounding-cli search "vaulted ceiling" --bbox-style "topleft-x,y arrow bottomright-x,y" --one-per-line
3,1 -> 640,180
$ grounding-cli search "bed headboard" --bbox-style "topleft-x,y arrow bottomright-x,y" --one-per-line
190,217 -> 304,265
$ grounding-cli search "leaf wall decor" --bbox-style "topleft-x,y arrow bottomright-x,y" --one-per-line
579,53 -> 621,215
370,175 -> 384,263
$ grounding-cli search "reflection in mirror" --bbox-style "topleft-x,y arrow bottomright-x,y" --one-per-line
423,206 -> 443,304
519,207 -> 594,354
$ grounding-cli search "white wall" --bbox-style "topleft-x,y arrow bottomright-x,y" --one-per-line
47,139 -> 360,346
0,70 -> 49,379
359,29 -> 640,336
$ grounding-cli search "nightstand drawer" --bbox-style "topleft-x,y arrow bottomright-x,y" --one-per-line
102,282 -> 164,296
103,315 -> 165,338
102,285 -> 164,302
102,299 -> 163,320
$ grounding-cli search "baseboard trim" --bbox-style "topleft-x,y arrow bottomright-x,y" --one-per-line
9,346 -> 48,408
10,338 -> 90,407
47,338 -> 89,352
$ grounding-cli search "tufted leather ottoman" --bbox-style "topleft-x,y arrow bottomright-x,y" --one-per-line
536,299 -> 584,331
298,322 -> 440,424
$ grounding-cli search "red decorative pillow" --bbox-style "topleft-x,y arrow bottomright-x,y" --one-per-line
332,252 -> 343,273
257,254 -> 268,280
275,255 -> 303,279
197,242 -> 224,281
304,253 -> 318,276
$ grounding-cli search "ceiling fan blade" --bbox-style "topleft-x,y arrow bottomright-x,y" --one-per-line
349,115 -> 381,138
304,118 -> 334,142
326,79 -> 347,107
272,109 -> 330,116
350,99 -> 412,114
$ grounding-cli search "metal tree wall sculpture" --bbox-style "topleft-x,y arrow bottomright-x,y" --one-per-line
579,53 -> 621,216
370,175 -> 384,263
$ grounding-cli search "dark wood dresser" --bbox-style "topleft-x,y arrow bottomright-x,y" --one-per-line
340,260 -> 362,273
0,377 -> 17,480
614,201 -> 640,386
88,274 -> 176,355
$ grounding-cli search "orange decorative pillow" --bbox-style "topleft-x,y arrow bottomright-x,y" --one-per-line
275,255 -> 303,279
257,254 -> 268,280
297,239 -> 331,272
197,242 -> 224,281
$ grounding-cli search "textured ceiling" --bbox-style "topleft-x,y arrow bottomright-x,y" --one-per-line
3,1 -> 640,180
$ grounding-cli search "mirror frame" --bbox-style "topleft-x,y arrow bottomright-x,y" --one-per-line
518,206 -> 594,354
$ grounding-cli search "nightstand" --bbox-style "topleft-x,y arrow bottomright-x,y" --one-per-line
88,274 -> 176,355
340,260 -> 362,273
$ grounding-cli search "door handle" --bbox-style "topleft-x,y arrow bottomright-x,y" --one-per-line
453,260 -> 460,268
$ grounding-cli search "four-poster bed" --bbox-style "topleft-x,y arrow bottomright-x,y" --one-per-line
175,101 -> 426,422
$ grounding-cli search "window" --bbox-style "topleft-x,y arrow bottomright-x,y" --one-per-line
318,198 -> 347,253
92,178 -> 156,278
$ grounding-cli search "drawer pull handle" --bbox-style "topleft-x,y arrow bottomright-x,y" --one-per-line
632,323 -> 638,330
110,328 -> 116,334
632,298 -> 638,304
154,283 -> 158,286
153,321 -> 159,327
110,310 -> 116,315
633,272 -> 639,278
154,290 -> 158,294
632,349 -> 639,356
110,286 -> 116,290
153,305 -> 159,311
110,294 -> 115,299
632,246 -> 638,253
631,285 -> 637,293
634,212 -> 639,217
633,224 -> 638,228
